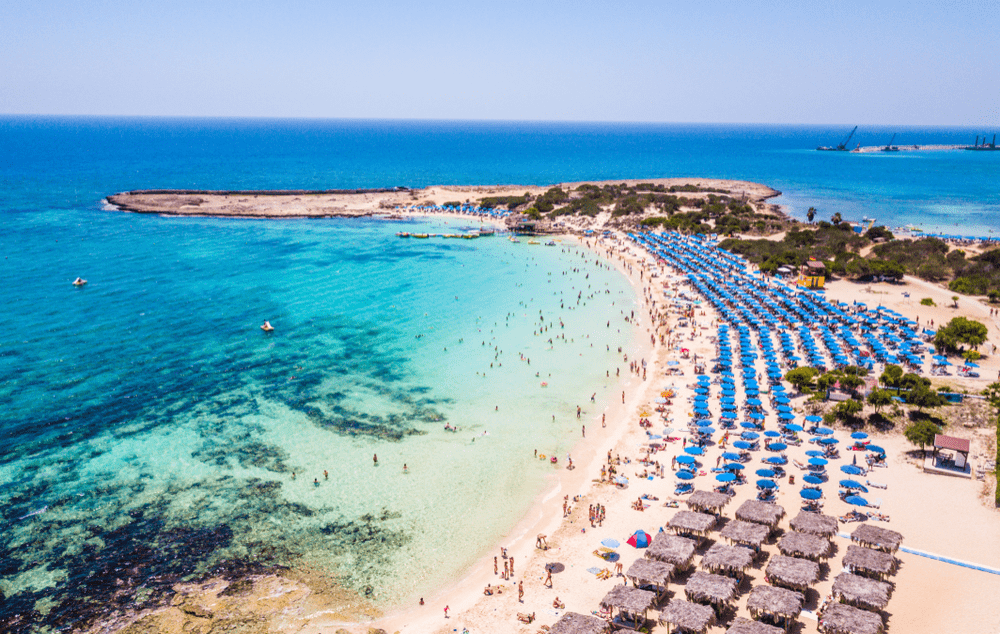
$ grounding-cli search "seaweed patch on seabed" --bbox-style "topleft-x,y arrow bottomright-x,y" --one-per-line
0,470 -> 401,634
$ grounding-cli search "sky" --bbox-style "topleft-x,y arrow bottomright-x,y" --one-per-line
2,0 -> 998,125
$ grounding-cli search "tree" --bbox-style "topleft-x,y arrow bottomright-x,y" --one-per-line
952,295 -> 960,308
833,399 -> 864,424
831,212 -> 843,225
934,317 -> 989,353
838,375 -> 865,396
867,388 -> 893,414
904,419 -> 939,456
785,367 -> 819,393
983,382 -> 1000,410
880,364 -> 903,391
807,207 -> 816,223
906,385 -> 946,410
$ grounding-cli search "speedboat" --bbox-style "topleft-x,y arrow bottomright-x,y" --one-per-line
261,321 -> 274,332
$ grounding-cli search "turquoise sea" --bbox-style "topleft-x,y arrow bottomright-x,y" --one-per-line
1,117 -> 998,631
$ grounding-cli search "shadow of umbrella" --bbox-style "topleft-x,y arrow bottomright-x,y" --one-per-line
545,562 -> 567,573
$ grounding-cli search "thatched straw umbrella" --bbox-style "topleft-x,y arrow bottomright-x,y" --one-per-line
777,531 -> 831,561
842,545 -> 896,581
789,510 -> 839,538
684,571 -> 738,607
720,520 -> 769,553
850,524 -> 903,553
646,532 -> 698,570
625,558 -> 675,598
659,599 -> 716,634
549,611 -> 612,634
686,490 -> 732,515
746,585 -> 804,632
818,602 -> 884,634
668,510 -> 717,543
765,555 -> 819,592
599,585 -> 657,625
735,500 -> 786,529
701,543 -> 753,580
725,616 -> 784,634
831,572 -> 892,611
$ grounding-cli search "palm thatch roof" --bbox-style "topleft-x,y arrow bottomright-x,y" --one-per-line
625,558 -> 675,590
549,612 -> 612,634
646,532 -> 697,569
701,543 -> 753,576
668,510 -> 717,537
850,524 -> 903,553
599,585 -> 657,616
765,555 -> 819,592
777,531 -> 831,561
686,489 -> 732,514
735,500 -> 786,528
789,510 -> 839,537
842,545 -> 896,580
832,572 -> 892,611
684,570 -> 738,606
659,600 -> 716,634
746,584 -> 804,619
819,602 -> 884,634
719,519 -> 769,548
725,616 -> 785,634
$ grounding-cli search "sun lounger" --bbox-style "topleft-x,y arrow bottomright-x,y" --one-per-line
866,480 -> 887,489
793,459 -> 808,470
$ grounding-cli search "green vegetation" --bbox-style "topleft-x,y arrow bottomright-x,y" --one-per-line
920,297 -> 936,306
784,367 -> 820,393
933,317 -> 988,354
866,388 -> 893,414
984,383 -> 1000,506
479,194 -> 532,210
833,399 -> 864,425
904,419 -> 940,456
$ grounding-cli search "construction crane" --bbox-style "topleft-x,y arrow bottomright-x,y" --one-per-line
880,134 -> 899,152
817,126 -> 857,151
965,134 -> 998,151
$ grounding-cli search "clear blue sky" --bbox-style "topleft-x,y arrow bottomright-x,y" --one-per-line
2,0 -> 998,125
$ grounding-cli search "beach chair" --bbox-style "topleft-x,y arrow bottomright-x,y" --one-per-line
870,498 -> 882,509
866,480 -> 887,489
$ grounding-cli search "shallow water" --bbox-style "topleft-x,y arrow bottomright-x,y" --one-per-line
0,209 -> 637,631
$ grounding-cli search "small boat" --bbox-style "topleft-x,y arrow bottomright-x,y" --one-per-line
72,277 -> 87,287
396,232 -> 411,238
413,234 -> 430,239
261,321 -> 274,332
509,237 -> 519,243
528,240 -> 540,245
545,240 -> 556,246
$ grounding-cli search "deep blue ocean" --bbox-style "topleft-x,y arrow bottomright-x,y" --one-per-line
1,117 -> 998,632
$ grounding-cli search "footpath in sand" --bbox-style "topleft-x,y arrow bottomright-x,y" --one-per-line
361,234 -> 1000,634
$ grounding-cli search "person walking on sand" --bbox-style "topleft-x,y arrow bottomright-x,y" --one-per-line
518,580 -> 524,602
602,413 -> 606,428
444,605 -> 449,618
494,557 -> 498,575
510,556 -> 514,575
544,569 -> 553,588
582,425 -> 586,438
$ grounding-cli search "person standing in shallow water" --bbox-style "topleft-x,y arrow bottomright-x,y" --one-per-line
373,454 -> 378,466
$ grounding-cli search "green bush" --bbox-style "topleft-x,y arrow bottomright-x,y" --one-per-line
920,298 -> 936,306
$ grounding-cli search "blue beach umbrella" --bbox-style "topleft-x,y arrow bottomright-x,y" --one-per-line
785,424 -> 804,432
741,432 -> 760,440
721,452 -> 742,461
694,394 -> 709,402
757,479 -> 777,489
733,441 -> 753,450
765,456 -> 787,465
806,450 -> 826,458
675,470 -> 695,480
778,413 -> 795,421
724,463 -> 745,471
845,495 -> 869,507
800,488 -> 822,500
819,437 -> 839,445
684,446 -> 704,455
764,431 -> 781,438
741,422 -> 758,430
676,455 -> 696,465
698,426 -> 716,434
815,427 -> 835,435
746,398 -> 762,406
805,415 -> 823,423
839,479 -> 867,490
601,538 -> 620,548
840,465 -> 865,475
716,472 -> 736,483
769,442 -> 788,452
851,432 -> 869,440
776,405 -> 793,413
867,445 -> 885,454
774,396 -> 791,404
749,412 -> 765,420
808,457 -> 828,466
802,474 -> 824,485
756,468 -> 776,478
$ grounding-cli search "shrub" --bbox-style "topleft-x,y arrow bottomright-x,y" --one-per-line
920,297 -> 936,306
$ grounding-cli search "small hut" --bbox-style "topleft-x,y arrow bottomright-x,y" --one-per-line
850,524 -> 903,554
735,500 -> 786,529
668,510 -> 717,543
831,572 -> 892,612
701,543 -> 753,580
789,511 -> 838,538
599,585 -> 657,626
646,532 -> 698,570
549,612 -> 612,634
765,555 -> 820,592
687,490 -> 732,515
720,520 -> 769,552
684,571 -> 738,608
777,531 -> 831,561
842,545 -> 896,581
625,558 -> 675,597
725,616 -> 784,634
818,603 -> 884,634
659,599 -> 716,634
746,585 -> 804,632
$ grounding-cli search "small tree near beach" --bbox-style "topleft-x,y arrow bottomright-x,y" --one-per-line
867,388 -> 893,414
785,367 -> 819,393
833,399 -> 864,426
904,419 -> 939,457
880,364 -> 903,392
934,317 -> 988,353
